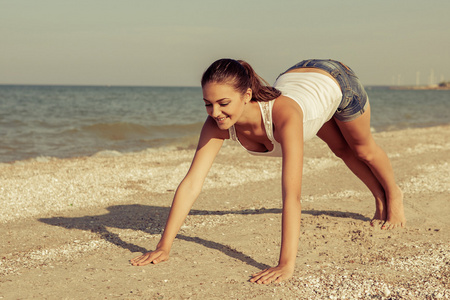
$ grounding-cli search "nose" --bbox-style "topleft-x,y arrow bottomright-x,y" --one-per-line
209,105 -> 221,118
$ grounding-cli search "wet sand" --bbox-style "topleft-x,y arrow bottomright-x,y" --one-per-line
1,125 -> 449,299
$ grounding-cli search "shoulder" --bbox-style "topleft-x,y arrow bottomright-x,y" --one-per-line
270,96 -> 303,145
272,96 -> 303,128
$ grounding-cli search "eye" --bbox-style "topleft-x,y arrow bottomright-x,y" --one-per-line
204,103 -> 212,107
219,102 -> 230,107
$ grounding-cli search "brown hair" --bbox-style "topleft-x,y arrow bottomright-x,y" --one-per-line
201,58 -> 281,102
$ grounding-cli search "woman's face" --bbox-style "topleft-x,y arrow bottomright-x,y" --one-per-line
202,82 -> 251,130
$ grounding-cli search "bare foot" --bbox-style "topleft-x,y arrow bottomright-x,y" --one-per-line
370,193 -> 387,227
382,186 -> 406,230
370,218 -> 384,227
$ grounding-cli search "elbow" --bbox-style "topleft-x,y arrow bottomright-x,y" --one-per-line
294,194 -> 302,205
283,191 -> 302,205
177,177 -> 203,198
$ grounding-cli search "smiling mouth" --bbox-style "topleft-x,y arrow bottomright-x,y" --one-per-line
215,117 -> 227,122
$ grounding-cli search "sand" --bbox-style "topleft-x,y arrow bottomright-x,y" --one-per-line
0,125 -> 449,299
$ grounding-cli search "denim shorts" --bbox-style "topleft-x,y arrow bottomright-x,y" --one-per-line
279,59 -> 369,122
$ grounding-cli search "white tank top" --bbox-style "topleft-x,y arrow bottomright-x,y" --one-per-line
229,72 -> 342,157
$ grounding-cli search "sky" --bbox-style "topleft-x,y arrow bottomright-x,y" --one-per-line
1,0 -> 449,86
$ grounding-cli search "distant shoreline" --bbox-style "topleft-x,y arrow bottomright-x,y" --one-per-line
388,84 -> 450,90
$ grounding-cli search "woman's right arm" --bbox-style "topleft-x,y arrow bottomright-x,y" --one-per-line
131,116 -> 226,266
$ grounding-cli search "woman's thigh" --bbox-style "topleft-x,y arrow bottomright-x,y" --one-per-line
334,104 -> 377,155
317,118 -> 350,155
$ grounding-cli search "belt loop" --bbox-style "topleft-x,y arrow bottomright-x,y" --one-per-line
302,60 -> 312,67
330,69 -> 340,77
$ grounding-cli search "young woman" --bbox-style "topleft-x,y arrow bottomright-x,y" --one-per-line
131,59 -> 406,284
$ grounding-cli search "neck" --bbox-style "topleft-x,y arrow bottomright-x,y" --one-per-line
235,100 -> 261,130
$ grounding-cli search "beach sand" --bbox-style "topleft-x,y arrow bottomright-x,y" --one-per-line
1,125 -> 449,299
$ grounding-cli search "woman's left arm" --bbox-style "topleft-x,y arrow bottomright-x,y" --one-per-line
250,97 -> 304,284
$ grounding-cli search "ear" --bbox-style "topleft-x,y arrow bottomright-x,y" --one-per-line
244,88 -> 252,104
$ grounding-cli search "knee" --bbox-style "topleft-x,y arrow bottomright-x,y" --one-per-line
353,146 -> 376,163
329,144 -> 353,160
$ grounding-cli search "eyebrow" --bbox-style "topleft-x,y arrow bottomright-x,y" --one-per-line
202,98 -> 230,103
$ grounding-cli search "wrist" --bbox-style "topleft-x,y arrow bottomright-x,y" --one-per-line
156,240 -> 172,252
278,259 -> 295,267
278,254 -> 296,268
277,261 -> 296,272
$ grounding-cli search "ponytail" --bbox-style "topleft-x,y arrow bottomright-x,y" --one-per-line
237,60 -> 281,102
201,59 -> 281,102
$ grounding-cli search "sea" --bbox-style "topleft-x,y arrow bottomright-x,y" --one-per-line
1,85 -> 449,163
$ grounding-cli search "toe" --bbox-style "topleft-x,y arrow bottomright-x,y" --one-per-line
371,219 -> 383,228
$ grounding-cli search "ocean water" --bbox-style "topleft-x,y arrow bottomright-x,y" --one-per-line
1,85 -> 449,163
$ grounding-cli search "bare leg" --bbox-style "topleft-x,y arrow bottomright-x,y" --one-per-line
317,119 -> 387,225
335,105 -> 405,229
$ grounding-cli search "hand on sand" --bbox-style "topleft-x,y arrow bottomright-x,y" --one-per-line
130,249 -> 169,266
250,264 -> 294,284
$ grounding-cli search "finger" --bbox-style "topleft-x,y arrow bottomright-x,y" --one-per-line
135,259 -> 151,266
253,269 -> 275,284
250,273 -> 265,283
251,268 -> 268,277
132,253 -> 154,266
141,253 -> 160,266
150,252 -> 168,265
250,269 -> 269,282
130,255 -> 145,265
274,275 -> 283,283
131,257 -> 146,266
259,271 -> 279,284
152,256 -> 161,264
258,274 -> 275,284
130,254 -> 147,263
135,259 -> 151,265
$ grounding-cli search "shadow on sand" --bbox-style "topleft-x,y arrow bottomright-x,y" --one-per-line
39,204 -> 369,270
